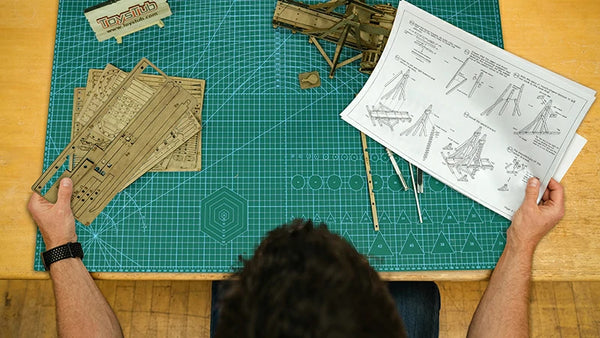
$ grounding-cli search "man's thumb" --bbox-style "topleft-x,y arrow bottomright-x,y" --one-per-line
523,177 -> 540,205
56,178 -> 74,206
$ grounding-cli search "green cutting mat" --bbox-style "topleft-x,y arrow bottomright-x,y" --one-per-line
35,0 -> 508,272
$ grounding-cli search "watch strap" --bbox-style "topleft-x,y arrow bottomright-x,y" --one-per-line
42,242 -> 84,271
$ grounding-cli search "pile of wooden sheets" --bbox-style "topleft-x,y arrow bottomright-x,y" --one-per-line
32,58 -> 205,225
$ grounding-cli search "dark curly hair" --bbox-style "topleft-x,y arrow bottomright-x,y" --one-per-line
215,219 -> 407,338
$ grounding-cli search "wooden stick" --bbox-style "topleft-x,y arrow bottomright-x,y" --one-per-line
360,132 -> 379,231
335,53 -> 363,69
329,24 -> 351,78
309,36 -> 333,68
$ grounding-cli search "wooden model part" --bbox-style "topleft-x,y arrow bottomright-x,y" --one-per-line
73,88 -> 200,188
298,71 -> 321,89
360,131 -> 379,231
86,67 -> 205,125
273,0 -> 396,77
123,112 -> 200,187
72,87 -> 86,139
33,58 -> 200,225
73,66 -> 205,171
75,64 -> 125,136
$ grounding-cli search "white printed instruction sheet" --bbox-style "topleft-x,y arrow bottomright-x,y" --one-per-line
341,1 -> 596,219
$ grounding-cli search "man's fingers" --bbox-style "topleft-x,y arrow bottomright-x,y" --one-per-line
547,178 -> 562,192
523,177 -> 541,205
546,178 -> 565,207
55,178 -> 74,207
542,188 -> 550,202
28,192 -> 49,213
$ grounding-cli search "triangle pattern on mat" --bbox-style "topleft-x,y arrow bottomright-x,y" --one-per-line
380,211 -> 392,224
462,231 -> 483,252
400,231 -> 424,255
491,212 -> 507,223
397,211 -> 411,224
360,211 -> 372,224
491,232 -> 506,252
442,208 -> 459,224
369,233 -> 394,256
432,232 -> 454,254
421,208 -> 433,223
465,207 -> 483,224
342,231 -> 356,248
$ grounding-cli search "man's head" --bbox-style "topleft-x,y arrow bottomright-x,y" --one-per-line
215,219 -> 407,338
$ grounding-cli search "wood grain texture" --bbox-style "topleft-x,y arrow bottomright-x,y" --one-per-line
438,281 -> 488,337
0,0 -> 598,280
0,0 -> 57,280
2,280 -> 599,337
499,0 -> 600,281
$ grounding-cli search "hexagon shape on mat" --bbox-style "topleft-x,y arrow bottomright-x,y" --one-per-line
201,187 -> 248,244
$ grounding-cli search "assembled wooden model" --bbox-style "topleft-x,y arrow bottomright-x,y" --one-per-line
273,0 -> 396,78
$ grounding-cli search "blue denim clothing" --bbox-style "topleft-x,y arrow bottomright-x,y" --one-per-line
388,281 -> 440,338
211,281 -> 440,337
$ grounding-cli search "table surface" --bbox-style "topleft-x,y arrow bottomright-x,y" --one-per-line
1,0 -> 598,281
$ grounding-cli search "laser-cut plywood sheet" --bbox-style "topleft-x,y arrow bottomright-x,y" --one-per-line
34,59 -> 201,225
72,67 -> 205,172
35,0 -> 508,272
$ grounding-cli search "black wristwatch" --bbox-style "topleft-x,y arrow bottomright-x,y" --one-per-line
42,242 -> 84,271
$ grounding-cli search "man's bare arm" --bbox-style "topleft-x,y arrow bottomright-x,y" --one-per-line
467,177 -> 565,337
28,178 -> 123,337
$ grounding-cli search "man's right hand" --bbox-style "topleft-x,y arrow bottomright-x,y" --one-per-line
508,177 -> 565,255
28,178 -> 77,250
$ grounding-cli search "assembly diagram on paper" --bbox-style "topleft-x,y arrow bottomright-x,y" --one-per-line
341,1 -> 595,219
